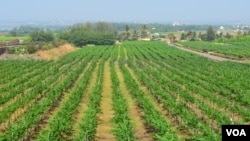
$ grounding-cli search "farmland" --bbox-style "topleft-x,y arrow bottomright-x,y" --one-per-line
0,36 -> 30,42
178,41 -> 250,60
0,41 -> 250,140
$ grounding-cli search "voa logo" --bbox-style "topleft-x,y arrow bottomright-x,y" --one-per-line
226,129 -> 246,136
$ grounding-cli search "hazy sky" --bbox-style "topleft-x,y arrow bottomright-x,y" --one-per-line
1,0 -> 250,24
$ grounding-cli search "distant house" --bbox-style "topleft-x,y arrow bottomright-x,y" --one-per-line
220,26 -> 225,30
139,38 -> 151,41
18,39 -> 24,44
152,33 -> 160,38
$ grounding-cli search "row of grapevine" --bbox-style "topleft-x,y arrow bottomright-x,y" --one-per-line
110,50 -> 134,140
75,60 -> 104,141
36,60 -> 97,140
120,41 -> 250,140
124,44 -> 220,140
0,50 -> 89,125
146,43 -> 250,121
0,47 -> 108,140
118,46 -> 179,140
178,41 -> 250,59
1,41 -> 249,140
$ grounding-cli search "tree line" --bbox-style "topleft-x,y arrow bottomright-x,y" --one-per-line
59,22 -> 117,46
28,22 -> 153,47
118,24 -> 151,41
179,26 -> 250,42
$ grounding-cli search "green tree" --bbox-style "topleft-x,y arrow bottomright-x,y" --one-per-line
132,30 -> 139,41
30,30 -> 54,42
140,24 -> 150,39
206,26 -> 215,41
168,33 -> 176,43
9,29 -> 17,37
59,22 -> 117,46
225,32 -> 232,39
219,32 -> 223,37
125,25 -> 132,40
200,33 -> 207,41
198,32 -> 202,40
118,25 -> 133,41
180,33 -> 186,40
95,22 -> 117,35
186,31 -> 192,38
190,32 -> 196,41
125,25 -> 130,32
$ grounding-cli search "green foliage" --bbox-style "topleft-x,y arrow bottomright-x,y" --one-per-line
179,41 -> 250,59
8,26 -> 40,36
180,33 -> 185,40
7,46 -> 26,54
216,35 -> 250,43
9,30 -> 17,37
181,31 -> 197,41
118,25 -> 134,41
167,33 -> 176,43
30,30 -> 54,42
206,26 -> 215,41
59,22 -> 117,46
25,43 -> 38,54
200,33 -> 207,41
0,36 -> 30,42
112,23 -> 221,33
132,30 -> 139,41
140,24 -> 150,39
2,42 -> 250,141
119,24 -> 151,41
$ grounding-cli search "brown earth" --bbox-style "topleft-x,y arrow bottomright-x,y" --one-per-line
72,63 -> 99,137
36,43 -> 75,60
0,54 -> 42,60
95,61 -> 115,141
0,44 -> 75,60
115,63 -> 153,141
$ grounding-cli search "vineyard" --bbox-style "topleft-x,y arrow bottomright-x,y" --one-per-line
0,41 -> 250,141
178,41 -> 250,60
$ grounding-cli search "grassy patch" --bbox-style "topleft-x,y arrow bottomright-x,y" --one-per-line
0,36 -> 30,41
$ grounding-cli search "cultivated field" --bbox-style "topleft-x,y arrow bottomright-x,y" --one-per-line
0,36 -> 29,42
178,41 -> 250,60
0,41 -> 250,141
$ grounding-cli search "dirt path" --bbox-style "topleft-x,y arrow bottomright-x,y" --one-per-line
0,54 -> 42,60
117,46 -> 121,60
172,44 -> 243,63
115,64 -> 153,141
124,47 -> 128,60
71,63 -> 99,137
95,61 -> 115,141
